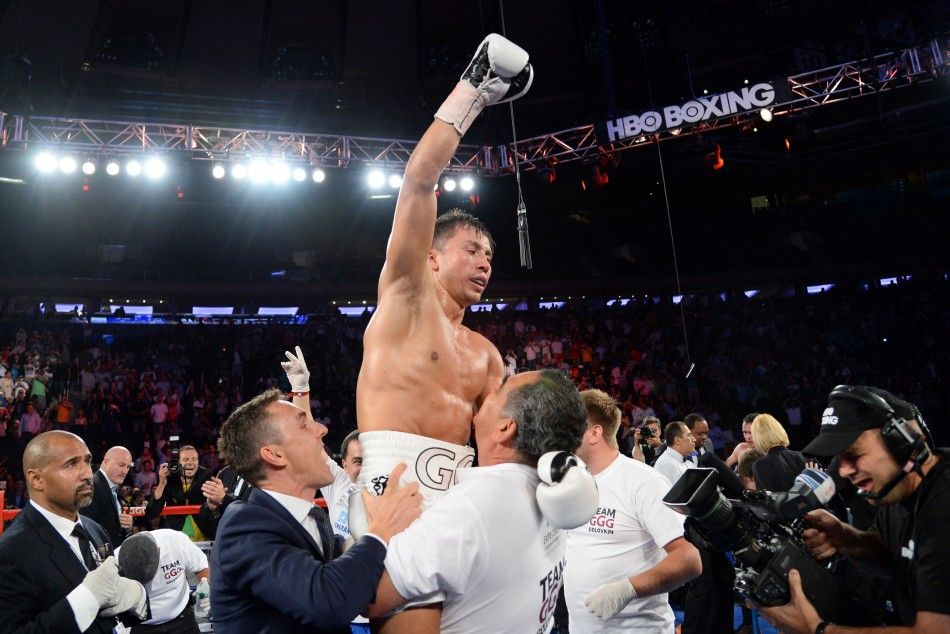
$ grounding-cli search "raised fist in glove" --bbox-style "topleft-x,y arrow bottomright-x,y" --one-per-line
535,451 -> 599,529
436,33 -> 534,136
586,578 -> 637,621
281,345 -> 310,393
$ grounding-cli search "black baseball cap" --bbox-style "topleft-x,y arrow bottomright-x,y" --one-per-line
803,386 -> 916,457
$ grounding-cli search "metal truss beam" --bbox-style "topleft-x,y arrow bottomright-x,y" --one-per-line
2,35 -> 946,176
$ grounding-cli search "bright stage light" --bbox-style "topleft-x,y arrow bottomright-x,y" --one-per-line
443,177 -> 457,192
231,164 -> 247,180
212,164 -> 226,179
271,161 -> 290,184
35,152 -> 57,173
388,174 -> 403,189
126,160 -> 142,177
460,176 -> 474,192
249,160 -> 270,183
82,160 -> 96,175
759,108 -> 774,122
105,161 -> 121,176
59,156 -> 77,174
292,167 -> 307,182
144,157 -> 166,179
311,168 -> 326,183
367,169 -> 385,189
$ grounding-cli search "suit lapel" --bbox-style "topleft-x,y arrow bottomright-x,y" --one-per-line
248,488 -> 326,561
96,470 -> 119,519
24,504 -> 89,589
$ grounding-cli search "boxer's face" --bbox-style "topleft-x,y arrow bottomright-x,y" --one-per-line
742,422 -> 753,444
431,226 -> 492,306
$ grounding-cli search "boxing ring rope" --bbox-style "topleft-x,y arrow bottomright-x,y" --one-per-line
0,490 -> 326,536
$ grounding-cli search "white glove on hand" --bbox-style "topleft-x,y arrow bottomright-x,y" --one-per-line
101,578 -> 147,618
281,345 -> 310,392
585,578 -> 637,621
81,556 -> 121,608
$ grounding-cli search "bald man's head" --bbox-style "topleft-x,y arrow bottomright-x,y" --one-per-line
101,446 -> 133,486
23,431 -> 94,519
23,430 -> 85,473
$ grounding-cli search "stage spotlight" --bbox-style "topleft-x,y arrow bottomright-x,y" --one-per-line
232,163 -> 248,180
212,164 -> 226,179
144,157 -> 166,179
443,177 -> 457,192
105,161 -> 120,176
292,166 -> 307,182
59,156 -> 77,174
271,161 -> 290,184
367,169 -> 385,189
126,159 -> 142,177
759,108 -> 774,122
311,168 -> 326,183
460,176 -> 474,192
35,152 -> 57,173
388,174 -> 403,189
249,160 -> 270,183
82,160 -> 96,175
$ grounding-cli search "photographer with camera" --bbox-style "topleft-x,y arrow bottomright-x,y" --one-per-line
632,416 -> 663,465
145,439 -> 223,541
756,386 -> 950,634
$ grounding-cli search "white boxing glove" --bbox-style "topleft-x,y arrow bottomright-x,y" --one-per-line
100,577 -> 147,618
585,578 -> 637,621
535,451 -> 599,529
435,33 -> 534,136
280,345 -> 310,393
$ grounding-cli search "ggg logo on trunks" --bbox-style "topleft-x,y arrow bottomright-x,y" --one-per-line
415,447 -> 474,491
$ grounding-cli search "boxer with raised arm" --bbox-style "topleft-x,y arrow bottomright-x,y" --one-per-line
354,33 -> 533,513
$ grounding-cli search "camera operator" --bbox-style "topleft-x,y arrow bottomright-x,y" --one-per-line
756,385 -> 950,634
145,442 -> 221,541
632,417 -> 663,465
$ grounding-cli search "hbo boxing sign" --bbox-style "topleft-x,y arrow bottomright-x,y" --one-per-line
603,83 -> 776,142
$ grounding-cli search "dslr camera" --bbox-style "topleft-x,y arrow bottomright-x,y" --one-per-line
639,425 -> 655,440
167,435 -> 182,476
663,468 -> 872,626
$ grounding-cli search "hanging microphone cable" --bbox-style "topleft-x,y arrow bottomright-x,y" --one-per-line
499,0 -> 532,268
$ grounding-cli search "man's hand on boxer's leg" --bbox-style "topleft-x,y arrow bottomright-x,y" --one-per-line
363,463 -> 421,543
435,33 -> 534,136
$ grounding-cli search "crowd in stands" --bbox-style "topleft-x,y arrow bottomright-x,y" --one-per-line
1,275 -> 946,523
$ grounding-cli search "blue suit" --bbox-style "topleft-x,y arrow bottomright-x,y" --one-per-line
210,487 -> 385,633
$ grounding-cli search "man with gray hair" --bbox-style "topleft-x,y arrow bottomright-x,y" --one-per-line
367,369 -> 598,634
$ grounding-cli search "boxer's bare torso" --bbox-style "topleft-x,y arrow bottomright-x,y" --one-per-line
357,124 -> 503,447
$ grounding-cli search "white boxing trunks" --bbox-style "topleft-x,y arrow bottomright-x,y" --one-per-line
348,430 -> 474,538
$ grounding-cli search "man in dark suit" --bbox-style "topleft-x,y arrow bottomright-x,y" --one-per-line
210,389 -> 421,633
80,446 -> 134,548
0,430 -> 149,633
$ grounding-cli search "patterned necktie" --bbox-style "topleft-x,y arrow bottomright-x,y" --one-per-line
71,524 -> 98,571
111,485 -> 121,514
307,505 -> 335,561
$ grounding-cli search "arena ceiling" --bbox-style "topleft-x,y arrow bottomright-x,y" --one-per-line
0,0 -> 948,295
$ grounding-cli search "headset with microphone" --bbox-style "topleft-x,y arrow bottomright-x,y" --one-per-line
828,385 -> 933,500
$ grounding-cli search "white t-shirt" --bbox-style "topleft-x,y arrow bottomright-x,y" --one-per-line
116,528 -> 208,624
565,455 -> 685,633
319,456 -> 357,539
385,463 -> 565,634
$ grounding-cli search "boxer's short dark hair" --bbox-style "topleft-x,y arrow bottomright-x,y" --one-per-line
433,209 -> 495,254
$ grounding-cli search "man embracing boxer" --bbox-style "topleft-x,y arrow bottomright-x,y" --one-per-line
353,32 -> 533,632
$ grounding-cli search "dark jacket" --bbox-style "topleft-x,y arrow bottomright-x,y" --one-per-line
210,487 -> 386,633
752,445 -> 806,492
145,466 -> 218,537
0,503 -> 141,633
79,470 -> 125,548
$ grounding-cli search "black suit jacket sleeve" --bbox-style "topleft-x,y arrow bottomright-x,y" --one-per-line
79,471 -> 123,548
